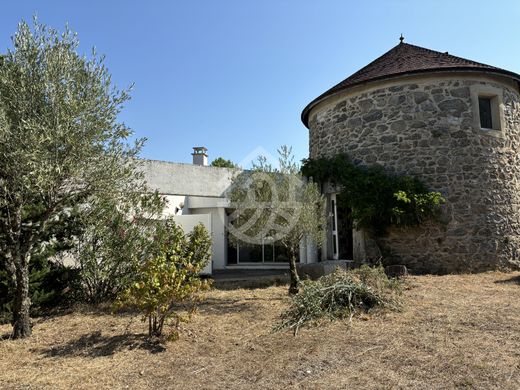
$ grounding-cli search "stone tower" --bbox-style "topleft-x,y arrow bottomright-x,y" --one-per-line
302,40 -> 520,273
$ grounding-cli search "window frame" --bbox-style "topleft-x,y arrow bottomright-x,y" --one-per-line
470,84 -> 505,138
478,96 -> 494,129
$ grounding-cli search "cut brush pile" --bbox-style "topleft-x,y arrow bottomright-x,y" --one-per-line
276,265 -> 402,334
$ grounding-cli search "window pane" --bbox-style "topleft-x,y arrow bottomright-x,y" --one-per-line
479,97 -> 493,129
264,244 -> 274,262
238,241 -> 262,263
274,244 -> 293,263
226,231 -> 237,264
331,199 -> 336,230
227,245 -> 238,264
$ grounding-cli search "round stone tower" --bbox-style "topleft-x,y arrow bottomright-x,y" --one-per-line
302,40 -> 520,273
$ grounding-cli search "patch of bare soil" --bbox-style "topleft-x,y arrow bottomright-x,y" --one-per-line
1,272 -> 520,389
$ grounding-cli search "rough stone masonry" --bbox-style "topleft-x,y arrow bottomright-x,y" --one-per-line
308,76 -> 520,273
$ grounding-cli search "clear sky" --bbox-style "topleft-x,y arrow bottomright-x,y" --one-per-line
1,1 -> 520,166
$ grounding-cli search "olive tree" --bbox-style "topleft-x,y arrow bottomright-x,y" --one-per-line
228,146 -> 326,294
0,19 -> 152,338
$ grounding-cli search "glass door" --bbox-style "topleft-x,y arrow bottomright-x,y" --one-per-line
330,194 -> 339,260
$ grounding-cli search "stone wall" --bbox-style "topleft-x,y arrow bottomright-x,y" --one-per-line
308,75 -> 520,273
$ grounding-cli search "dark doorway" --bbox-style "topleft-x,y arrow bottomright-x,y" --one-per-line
336,193 -> 354,260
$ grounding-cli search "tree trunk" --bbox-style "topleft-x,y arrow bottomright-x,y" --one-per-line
11,253 -> 32,339
3,249 -> 17,300
288,250 -> 300,295
149,313 -> 161,337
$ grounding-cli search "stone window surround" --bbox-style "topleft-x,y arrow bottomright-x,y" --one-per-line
470,84 -> 506,138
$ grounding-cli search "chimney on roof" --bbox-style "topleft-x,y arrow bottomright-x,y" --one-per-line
192,146 -> 208,166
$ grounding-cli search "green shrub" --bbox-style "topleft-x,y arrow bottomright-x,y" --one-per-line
276,265 -> 402,335
76,192 -> 165,303
1,203 -> 82,324
115,221 -> 212,339
0,256 -> 81,324
301,154 -> 445,234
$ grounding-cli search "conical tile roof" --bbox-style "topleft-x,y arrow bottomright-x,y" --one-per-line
302,42 -> 520,127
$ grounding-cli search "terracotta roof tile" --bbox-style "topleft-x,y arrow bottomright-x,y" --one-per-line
302,42 -> 520,127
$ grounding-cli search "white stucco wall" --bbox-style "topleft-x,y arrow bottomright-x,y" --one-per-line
162,195 -> 187,216
139,159 -> 239,197
190,207 -> 227,270
142,158 -> 318,271
142,160 -> 233,272
299,236 -> 318,264
172,214 -> 212,274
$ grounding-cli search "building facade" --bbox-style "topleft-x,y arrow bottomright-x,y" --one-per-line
302,40 -> 520,273
140,148 -> 317,273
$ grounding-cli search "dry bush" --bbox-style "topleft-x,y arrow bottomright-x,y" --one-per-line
276,265 -> 402,334
2,272 -> 520,389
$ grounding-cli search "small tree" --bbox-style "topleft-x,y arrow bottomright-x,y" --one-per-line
0,207 -> 82,322
76,191 -> 164,303
116,221 -> 211,338
0,19 -> 150,338
228,146 -> 326,294
211,157 -> 236,168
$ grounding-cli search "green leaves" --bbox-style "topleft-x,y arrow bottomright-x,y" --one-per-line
76,191 -> 165,303
228,146 -> 326,294
115,221 -> 212,339
302,154 -> 445,234
228,146 -> 326,249
0,18 -> 161,336
0,18 -> 145,213
210,157 -> 236,168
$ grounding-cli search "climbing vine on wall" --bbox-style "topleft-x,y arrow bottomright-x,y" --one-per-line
301,154 -> 445,235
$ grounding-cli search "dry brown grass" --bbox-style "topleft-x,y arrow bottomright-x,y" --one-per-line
1,272 -> 520,389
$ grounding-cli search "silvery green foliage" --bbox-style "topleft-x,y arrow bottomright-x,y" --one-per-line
76,191 -> 165,303
0,18 -> 163,336
227,146 -> 326,294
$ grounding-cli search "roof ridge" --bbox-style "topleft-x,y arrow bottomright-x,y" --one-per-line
401,42 -> 501,70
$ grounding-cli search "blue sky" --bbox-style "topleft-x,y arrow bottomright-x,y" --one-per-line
2,1 -> 520,166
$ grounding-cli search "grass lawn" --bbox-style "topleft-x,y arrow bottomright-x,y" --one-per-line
1,271 -> 520,389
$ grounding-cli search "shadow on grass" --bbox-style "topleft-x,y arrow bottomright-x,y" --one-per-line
33,330 -> 165,358
212,277 -> 289,291
197,294 -> 285,318
198,298 -> 259,316
495,274 -> 520,285
0,332 -> 12,341
23,303 -> 139,325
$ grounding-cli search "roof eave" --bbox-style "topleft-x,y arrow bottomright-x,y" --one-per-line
301,68 -> 520,128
